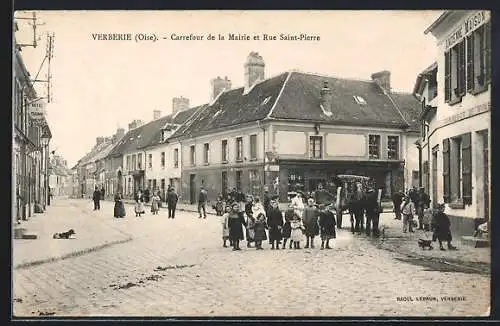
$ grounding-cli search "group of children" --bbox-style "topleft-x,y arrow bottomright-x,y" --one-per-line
220,195 -> 337,251
134,190 -> 162,217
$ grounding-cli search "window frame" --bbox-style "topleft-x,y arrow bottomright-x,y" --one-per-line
221,139 -> 228,163
173,148 -> 179,168
249,134 -> 258,160
203,143 -> 210,165
387,135 -> 400,160
235,137 -> 243,162
161,152 -> 166,168
309,135 -> 323,159
190,145 -> 196,166
368,134 -> 381,159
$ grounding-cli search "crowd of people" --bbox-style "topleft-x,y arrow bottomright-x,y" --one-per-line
392,186 -> 457,251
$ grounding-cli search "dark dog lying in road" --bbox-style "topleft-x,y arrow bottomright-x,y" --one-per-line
53,229 -> 76,239
418,239 -> 433,250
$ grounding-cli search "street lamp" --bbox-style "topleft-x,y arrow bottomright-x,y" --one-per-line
40,130 -> 51,207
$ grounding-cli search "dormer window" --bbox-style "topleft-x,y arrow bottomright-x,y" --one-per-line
353,95 -> 367,105
261,96 -> 272,106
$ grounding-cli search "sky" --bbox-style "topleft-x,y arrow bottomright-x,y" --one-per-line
14,10 -> 443,168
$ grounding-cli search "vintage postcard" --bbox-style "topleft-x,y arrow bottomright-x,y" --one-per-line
12,10 -> 491,318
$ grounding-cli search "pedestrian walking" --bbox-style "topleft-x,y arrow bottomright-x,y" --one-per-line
253,212 -> 268,250
401,195 -> 416,233
290,214 -> 305,249
227,202 -> 247,251
432,203 -> 457,251
167,187 -> 179,219
92,186 -> 101,211
318,204 -> 336,249
150,191 -> 160,215
267,200 -> 284,249
282,208 -> 295,249
221,205 -> 231,248
198,186 -> 208,219
302,198 -> 320,249
392,190 -> 404,220
416,187 -> 431,230
113,192 -> 126,218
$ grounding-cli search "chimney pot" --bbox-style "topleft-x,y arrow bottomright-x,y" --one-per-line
371,70 -> 391,93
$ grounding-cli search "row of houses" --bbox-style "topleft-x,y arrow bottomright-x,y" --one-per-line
73,50 -> 423,206
13,21 -> 53,221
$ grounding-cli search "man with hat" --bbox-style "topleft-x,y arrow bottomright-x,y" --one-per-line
303,197 -> 320,248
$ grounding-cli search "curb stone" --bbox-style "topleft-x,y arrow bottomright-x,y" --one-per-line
14,236 -> 133,270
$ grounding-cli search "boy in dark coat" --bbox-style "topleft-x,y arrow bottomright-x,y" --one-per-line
302,198 -> 320,248
228,202 -> 247,251
267,200 -> 284,249
318,204 -> 336,249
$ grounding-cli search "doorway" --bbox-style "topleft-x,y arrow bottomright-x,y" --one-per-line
190,174 -> 196,204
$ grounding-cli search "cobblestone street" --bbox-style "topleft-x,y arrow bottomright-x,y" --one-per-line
13,199 -> 490,317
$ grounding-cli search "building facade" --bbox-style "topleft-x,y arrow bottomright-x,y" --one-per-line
423,10 -> 491,236
13,30 -> 52,220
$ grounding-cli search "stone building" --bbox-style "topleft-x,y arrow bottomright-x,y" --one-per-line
420,10 -> 491,236
169,52 -> 421,203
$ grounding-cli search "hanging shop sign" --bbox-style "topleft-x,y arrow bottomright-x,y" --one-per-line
28,99 -> 47,120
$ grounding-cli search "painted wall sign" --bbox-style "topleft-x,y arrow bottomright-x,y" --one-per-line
28,99 -> 47,120
445,11 -> 489,50
438,102 -> 490,129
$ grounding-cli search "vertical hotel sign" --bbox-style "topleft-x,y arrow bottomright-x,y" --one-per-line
445,10 -> 490,50
28,99 -> 47,121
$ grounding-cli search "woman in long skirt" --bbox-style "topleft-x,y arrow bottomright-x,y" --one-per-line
114,192 -> 126,218
267,200 -> 284,249
150,191 -> 160,215
228,202 -> 247,251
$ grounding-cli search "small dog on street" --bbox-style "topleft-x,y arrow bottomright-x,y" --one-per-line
53,229 -> 76,239
418,238 -> 433,250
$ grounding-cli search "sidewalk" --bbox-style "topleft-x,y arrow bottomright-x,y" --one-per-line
376,211 -> 490,273
13,200 -> 133,269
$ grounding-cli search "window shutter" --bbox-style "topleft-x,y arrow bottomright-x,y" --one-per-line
484,21 -> 491,83
444,51 -> 451,102
461,133 -> 472,205
458,40 -> 466,96
442,138 -> 450,203
466,34 -> 474,91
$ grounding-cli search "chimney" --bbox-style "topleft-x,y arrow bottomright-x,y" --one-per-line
210,76 -> 232,101
128,119 -> 144,130
371,70 -> 391,93
153,110 -> 162,120
244,52 -> 265,92
96,137 -> 105,146
115,127 -> 125,141
172,97 -> 190,114
320,81 -> 333,115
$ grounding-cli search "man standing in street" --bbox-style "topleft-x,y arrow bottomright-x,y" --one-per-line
392,189 -> 405,220
101,186 -> 106,200
167,187 -> 179,219
198,186 -> 208,219
364,187 -> 381,237
92,186 -> 101,211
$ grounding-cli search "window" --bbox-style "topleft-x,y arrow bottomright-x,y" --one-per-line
148,179 -> 152,190
161,152 -> 165,168
137,153 -> 142,170
387,136 -> 399,160
131,155 -> 137,170
250,134 -> 257,160
174,148 -> 179,168
153,179 -> 157,191
190,145 -> 196,166
444,40 -> 466,104
309,136 -> 323,159
236,137 -> 243,161
173,148 -> 179,168
368,135 -> 381,159
126,155 -> 131,171
221,140 -> 228,162
467,22 -> 491,93
353,95 -> 367,105
443,133 -> 472,206
203,143 -> 210,164
148,154 -> 152,169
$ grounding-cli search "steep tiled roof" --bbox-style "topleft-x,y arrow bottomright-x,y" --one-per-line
171,72 -> 289,139
270,72 -> 409,128
142,106 -> 200,148
78,140 -> 114,166
92,141 -> 119,162
387,92 -> 421,132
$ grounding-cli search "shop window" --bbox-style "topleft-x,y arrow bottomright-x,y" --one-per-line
369,134 -> 381,159
309,136 -> 323,159
221,140 -> 228,163
236,137 -> 243,162
387,136 -> 399,160
288,170 -> 305,192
